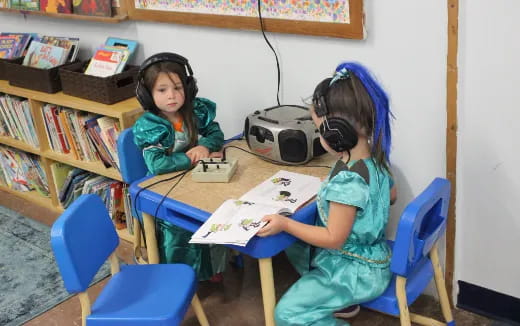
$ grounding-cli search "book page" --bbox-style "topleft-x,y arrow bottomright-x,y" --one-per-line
190,199 -> 284,246
239,170 -> 321,213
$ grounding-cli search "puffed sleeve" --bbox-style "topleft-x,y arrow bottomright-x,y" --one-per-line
193,97 -> 224,152
133,112 -> 191,174
323,170 -> 370,212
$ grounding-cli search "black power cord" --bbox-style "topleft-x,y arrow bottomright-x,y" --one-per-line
257,0 -> 281,107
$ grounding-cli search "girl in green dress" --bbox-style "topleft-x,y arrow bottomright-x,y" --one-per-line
257,62 -> 397,325
133,52 -> 227,282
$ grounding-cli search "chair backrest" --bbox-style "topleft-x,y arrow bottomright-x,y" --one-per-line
117,128 -> 148,184
51,194 -> 119,293
390,177 -> 451,277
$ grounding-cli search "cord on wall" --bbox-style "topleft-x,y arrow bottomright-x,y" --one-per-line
257,0 -> 281,107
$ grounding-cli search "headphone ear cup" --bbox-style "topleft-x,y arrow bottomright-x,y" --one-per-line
319,118 -> 358,152
185,76 -> 198,100
136,80 -> 156,111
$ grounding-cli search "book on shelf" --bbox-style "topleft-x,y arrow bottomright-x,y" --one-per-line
0,33 -> 36,58
73,0 -> 111,17
190,170 -> 321,246
34,35 -> 79,63
22,41 -> 69,69
0,36 -> 18,59
84,45 -> 130,77
105,37 -> 138,62
0,0 -> 10,8
0,145 -> 49,195
40,0 -> 72,13
19,0 -> 39,10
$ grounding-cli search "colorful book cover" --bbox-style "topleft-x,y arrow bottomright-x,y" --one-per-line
22,41 -> 68,69
19,0 -> 39,10
84,47 -> 126,77
105,37 -> 138,62
0,36 -> 18,59
0,0 -> 10,8
73,0 -> 111,17
9,0 -> 21,9
40,0 -> 72,13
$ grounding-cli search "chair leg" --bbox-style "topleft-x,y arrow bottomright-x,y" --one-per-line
78,292 -> 91,326
142,212 -> 160,264
396,276 -> 412,326
191,294 -> 210,326
430,243 -> 456,325
258,257 -> 276,326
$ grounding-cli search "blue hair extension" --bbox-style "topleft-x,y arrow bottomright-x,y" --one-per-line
334,62 -> 393,162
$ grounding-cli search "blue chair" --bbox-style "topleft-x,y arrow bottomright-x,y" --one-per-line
51,194 -> 209,326
361,178 -> 456,326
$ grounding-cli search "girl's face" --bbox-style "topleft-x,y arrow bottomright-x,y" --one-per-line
152,72 -> 185,116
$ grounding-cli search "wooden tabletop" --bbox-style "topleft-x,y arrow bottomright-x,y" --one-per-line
139,140 -> 336,213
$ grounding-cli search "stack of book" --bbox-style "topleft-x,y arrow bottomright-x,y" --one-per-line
84,37 -> 138,77
52,163 -> 127,229
41,104 -> 121,170
22,35 -> 79,69
0,145 -> 49,196
0,94 -> 39,148
0,32 -> 34,59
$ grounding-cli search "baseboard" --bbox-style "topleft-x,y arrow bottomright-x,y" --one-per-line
457,280 -> 520,325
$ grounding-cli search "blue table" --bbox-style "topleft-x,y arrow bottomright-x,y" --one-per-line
130,140 -> 333,326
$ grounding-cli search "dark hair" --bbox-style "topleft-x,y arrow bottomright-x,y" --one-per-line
143,61 -> 198,148
313,73 -> 391,172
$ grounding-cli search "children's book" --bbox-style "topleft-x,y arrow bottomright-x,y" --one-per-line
190,170 -> 321,246
40,0 -> 72,13
22,41 -> 69,69
105,37 -> 138,62
84,46 -> 129,77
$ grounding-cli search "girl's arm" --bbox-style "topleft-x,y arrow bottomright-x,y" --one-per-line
142,146 -> 191,175
257,201 -> 356,249
193,98 -> 225,152
390,185 -> 397,205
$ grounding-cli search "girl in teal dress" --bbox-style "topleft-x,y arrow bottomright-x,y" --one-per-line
257,62 -> 397,325
132,52 -> 227,281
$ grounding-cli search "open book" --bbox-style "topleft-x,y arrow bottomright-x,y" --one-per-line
189,170 -> 321,246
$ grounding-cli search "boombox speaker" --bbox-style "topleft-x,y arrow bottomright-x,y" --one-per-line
244,105 -> 326,165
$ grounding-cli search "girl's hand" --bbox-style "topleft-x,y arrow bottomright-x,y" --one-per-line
186,145 -> 210,164
208,151 -> 223,159
256,214 -> 289,237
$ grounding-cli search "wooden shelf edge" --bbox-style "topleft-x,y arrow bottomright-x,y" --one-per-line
43,150 -> 122,181
0,8 -> 128,23
0,81 -> 141,118
0,135 -> 40,155
0,185 -> 60,212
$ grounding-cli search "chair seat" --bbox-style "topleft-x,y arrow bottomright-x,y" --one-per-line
361,251 -> 434,316
88,264 -> 197,326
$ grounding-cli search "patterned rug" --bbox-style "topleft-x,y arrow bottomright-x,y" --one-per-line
0,205 -> 109,326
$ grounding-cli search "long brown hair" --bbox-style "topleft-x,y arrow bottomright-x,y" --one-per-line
143,61 -> 198,148
315,74 -> 390,172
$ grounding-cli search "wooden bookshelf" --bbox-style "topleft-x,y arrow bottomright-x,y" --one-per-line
0,80 -> 143,241
0,7 -> 128,23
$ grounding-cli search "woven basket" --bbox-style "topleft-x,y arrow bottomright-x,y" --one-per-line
59,60 -> 139,104
0,57 -> 24,81
5,60 -> 77,93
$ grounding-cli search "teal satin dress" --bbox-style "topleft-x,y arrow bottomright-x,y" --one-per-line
133,97 -> 228,281
275,159 -> 393,325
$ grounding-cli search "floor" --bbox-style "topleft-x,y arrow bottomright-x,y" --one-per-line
1,190 -> 501,326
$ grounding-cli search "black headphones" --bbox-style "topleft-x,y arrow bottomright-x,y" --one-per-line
136,52 -> 198,111
313,80 -> 358,153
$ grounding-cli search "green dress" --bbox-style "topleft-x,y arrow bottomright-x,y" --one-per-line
133,97 -> 227,281
275,159 -> 393,326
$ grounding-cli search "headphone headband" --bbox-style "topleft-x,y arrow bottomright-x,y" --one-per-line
137,52 -> 193,80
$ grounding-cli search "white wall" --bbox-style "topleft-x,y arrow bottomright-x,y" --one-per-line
457,1 -> 520,298
0,1 -> 449,291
